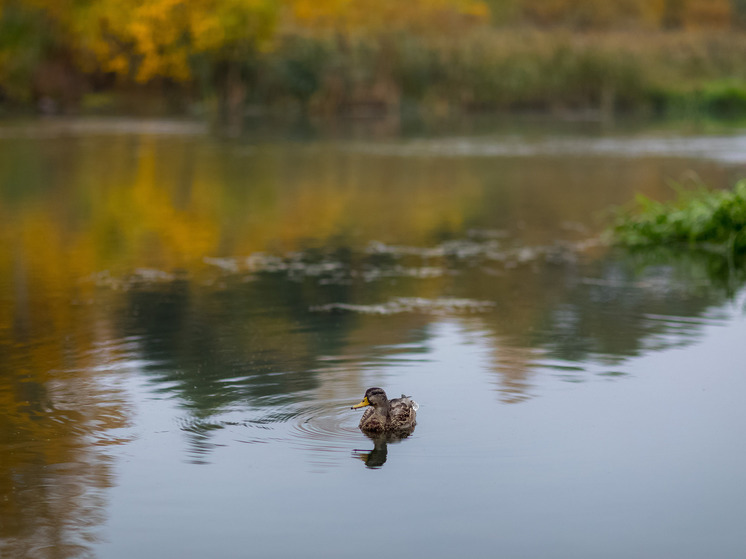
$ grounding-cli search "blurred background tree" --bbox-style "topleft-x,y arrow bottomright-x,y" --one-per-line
1,0 -> 745,119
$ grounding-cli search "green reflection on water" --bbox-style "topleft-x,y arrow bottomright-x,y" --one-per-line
1,118 -> 745,557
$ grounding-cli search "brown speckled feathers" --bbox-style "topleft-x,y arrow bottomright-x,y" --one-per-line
353,388 -> 417,434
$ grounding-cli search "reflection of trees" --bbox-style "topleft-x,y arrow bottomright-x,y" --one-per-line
471,247 -> 742,400
489,344 -> 542,403
118,241 -> 744,416
122,278 -> 327,410
120,269 -> 434,414
1,125 -> 744,536
117,266 -> 434,457
0,230 -> 131,558
0,312 -> 129,559
2,126 -> 741,417
532,249 -> 737,359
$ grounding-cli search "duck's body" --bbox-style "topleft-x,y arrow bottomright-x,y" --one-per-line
351,387 -> 417,434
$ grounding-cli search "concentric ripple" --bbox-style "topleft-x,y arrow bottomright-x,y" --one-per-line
178,399 -> 374,468
285,401 -> 417,469
285,401 -> 372,468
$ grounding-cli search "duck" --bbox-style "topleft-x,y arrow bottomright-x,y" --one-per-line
351,387 -> 417,434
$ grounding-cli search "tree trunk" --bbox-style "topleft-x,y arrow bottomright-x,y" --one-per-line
222,61 -> 246,135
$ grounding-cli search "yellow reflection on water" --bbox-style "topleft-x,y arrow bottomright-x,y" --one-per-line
0,119 -> 738,554
0,333 -> 132,557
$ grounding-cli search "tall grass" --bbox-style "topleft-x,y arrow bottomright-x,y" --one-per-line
240,29 -> 746,117
7,21 -> 746,117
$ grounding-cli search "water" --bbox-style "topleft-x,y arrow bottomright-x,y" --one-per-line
1,117 -> 745,558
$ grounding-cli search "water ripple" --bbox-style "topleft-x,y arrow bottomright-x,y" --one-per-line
311,297 -> 496,315
288,403 -> 361,444
179,399 -> 367,468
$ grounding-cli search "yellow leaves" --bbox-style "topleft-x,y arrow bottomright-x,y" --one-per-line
189,0 -> 279,54
74,0 -> 193,82
1,0 -> 740,92
123,139 -> 222,262
288,0 -> 489,36
680,0 -> 732,29
70,0 -> 281,82
125,0 -> 190,81
105,53 -> 129,75
521,0 -> 669,29
464,0 -> 489,20
1,0 -> 491,85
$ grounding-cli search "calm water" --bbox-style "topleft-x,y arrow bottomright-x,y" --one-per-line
1,117 -> 746,559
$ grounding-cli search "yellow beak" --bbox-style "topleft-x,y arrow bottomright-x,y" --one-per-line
351,396 -> 370,409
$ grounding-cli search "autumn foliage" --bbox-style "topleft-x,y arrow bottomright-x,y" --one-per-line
0,0 -> 745,115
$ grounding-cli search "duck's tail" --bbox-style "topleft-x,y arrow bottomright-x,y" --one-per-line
400,394 -> 419,411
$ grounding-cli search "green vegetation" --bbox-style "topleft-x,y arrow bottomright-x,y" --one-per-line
3,0 -> 746,118
613,180 -> 746,257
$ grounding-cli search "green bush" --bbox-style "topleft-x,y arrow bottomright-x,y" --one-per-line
701,81 -> 746,115
613,180 -> 746,256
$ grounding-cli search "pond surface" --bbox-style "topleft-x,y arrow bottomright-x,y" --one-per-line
1,116 -> 746,559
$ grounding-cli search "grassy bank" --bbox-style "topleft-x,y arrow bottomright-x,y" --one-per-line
7,27 -> 746,119
231,29 -> 746,118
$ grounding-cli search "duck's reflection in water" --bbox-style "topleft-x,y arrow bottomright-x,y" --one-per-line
352,429 -> 415,468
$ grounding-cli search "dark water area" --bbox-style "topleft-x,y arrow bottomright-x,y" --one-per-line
1,117 -> 745,558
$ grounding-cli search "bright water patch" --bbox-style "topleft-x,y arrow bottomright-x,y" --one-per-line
347,131 -> 746,163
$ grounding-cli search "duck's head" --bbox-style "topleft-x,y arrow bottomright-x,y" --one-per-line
351,387 -> 388,409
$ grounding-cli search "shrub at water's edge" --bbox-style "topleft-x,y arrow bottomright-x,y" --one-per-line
612,180 -> 746,257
